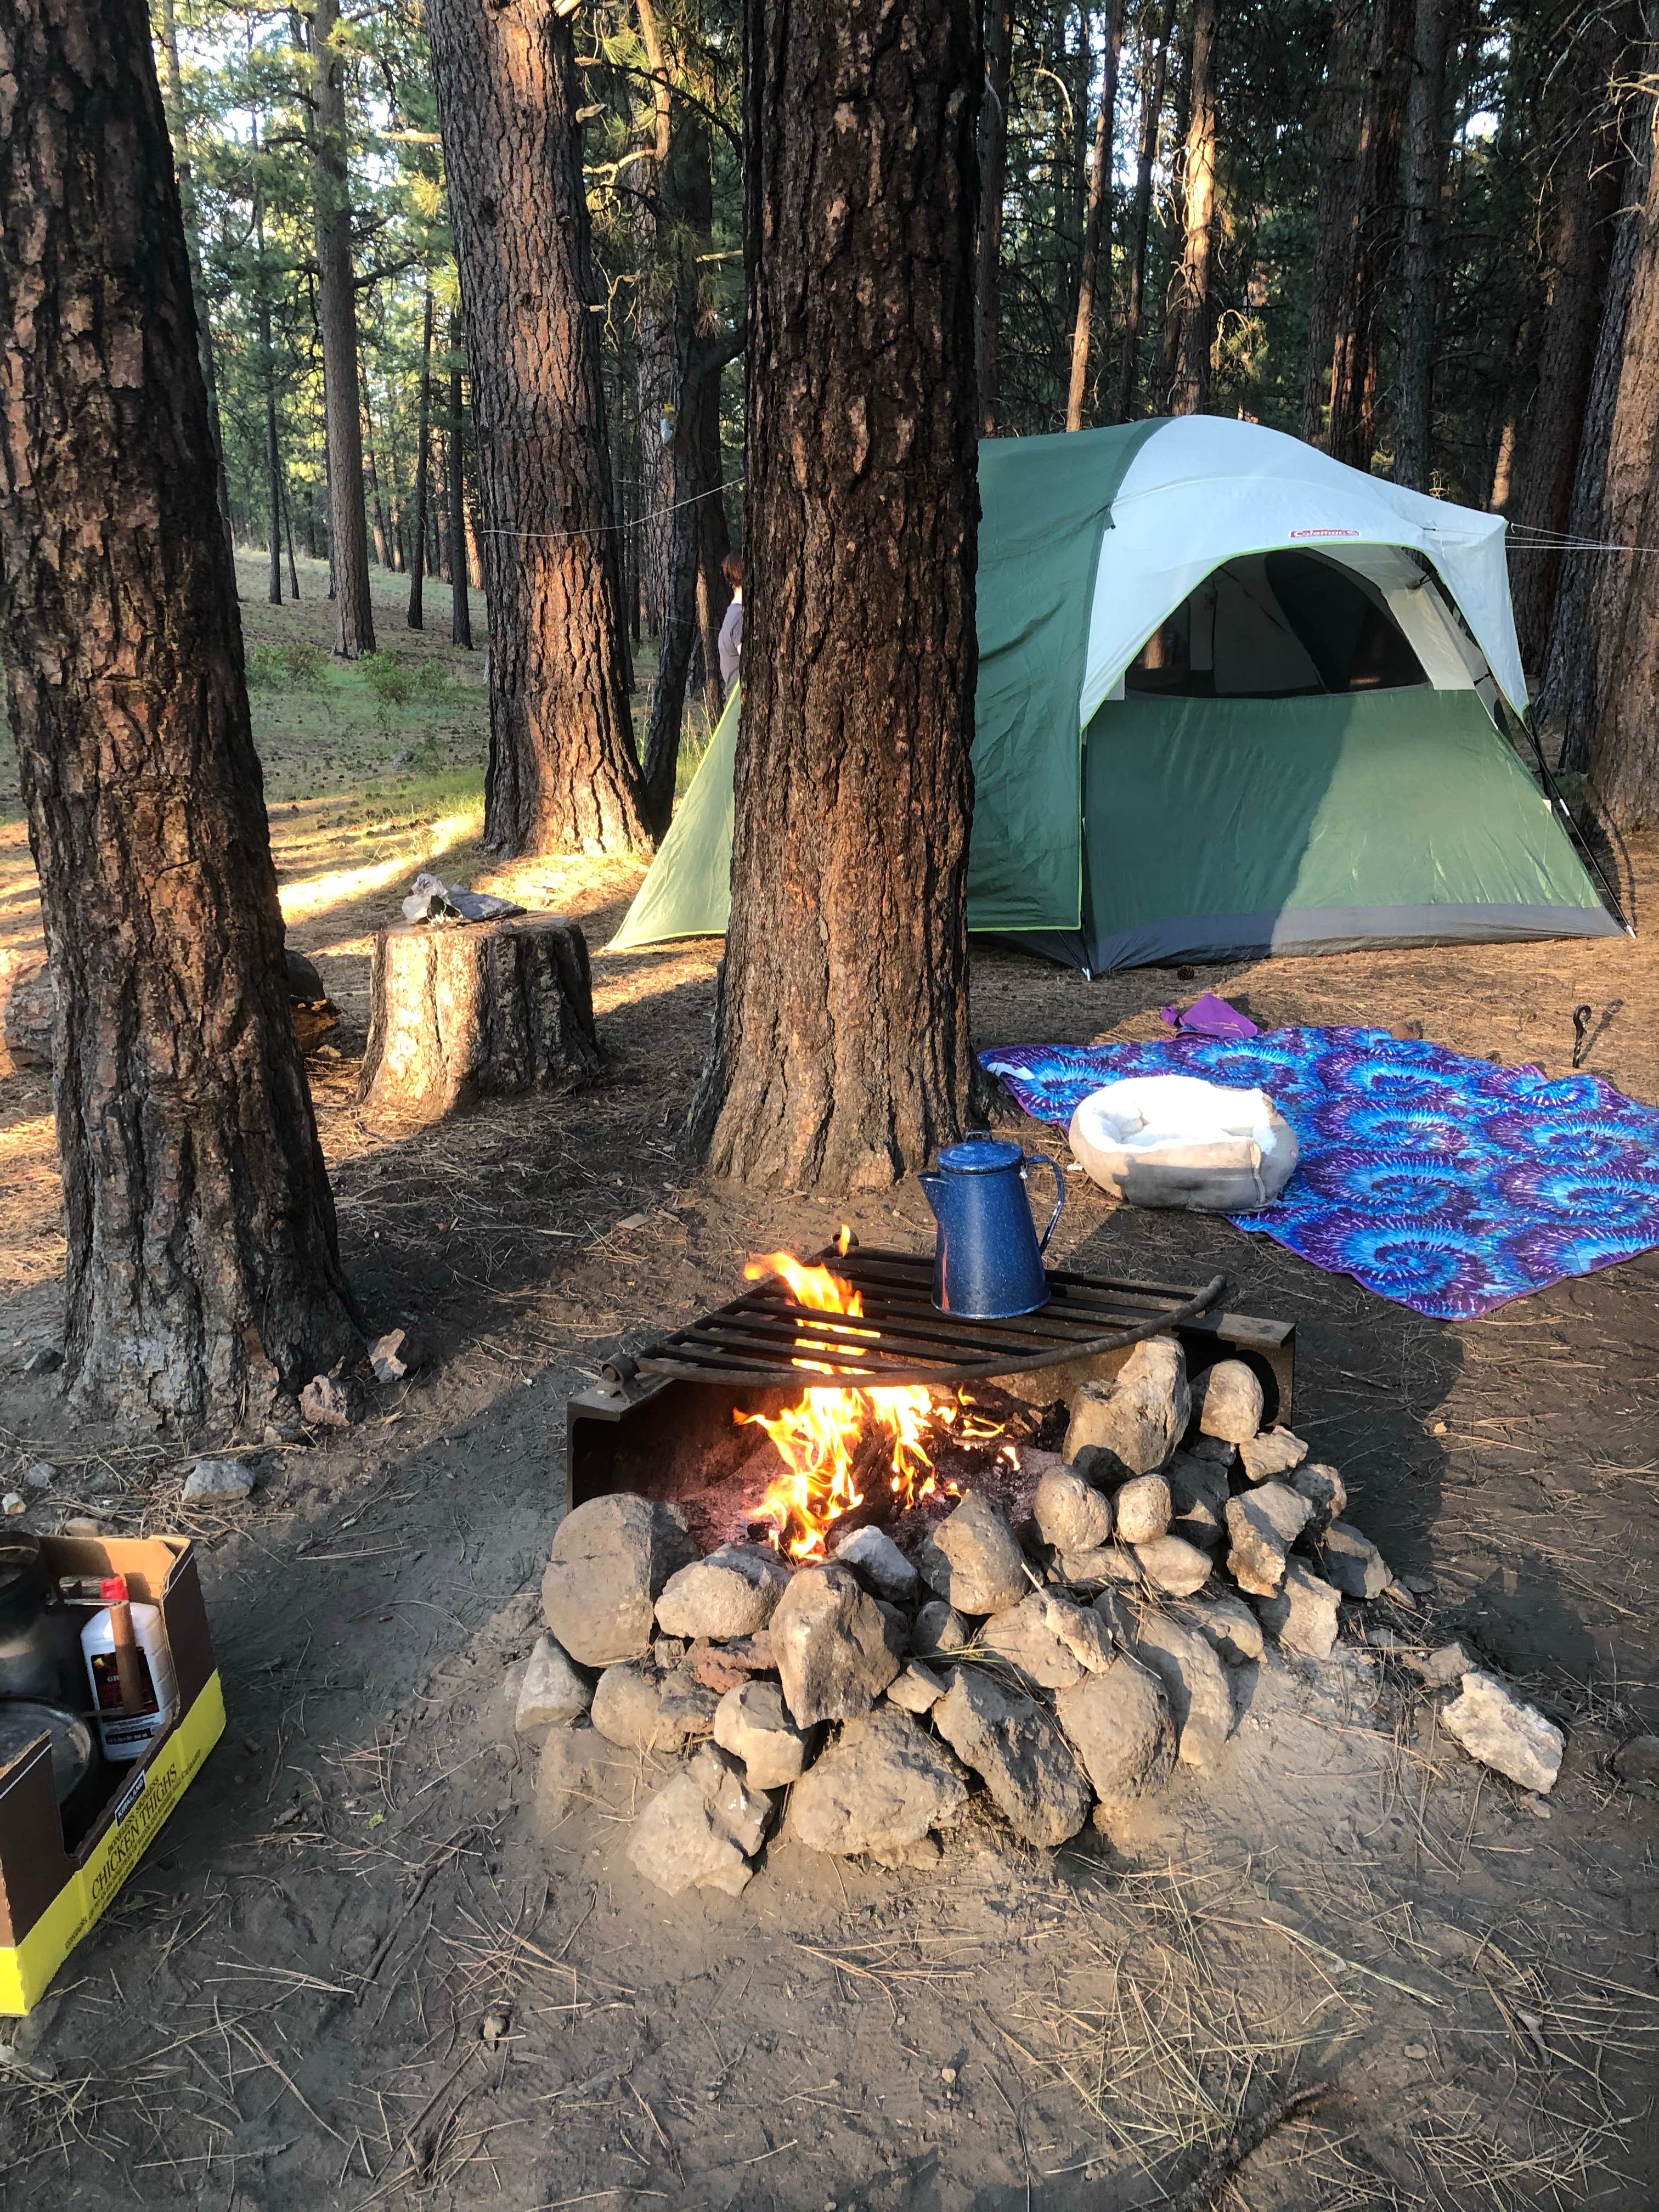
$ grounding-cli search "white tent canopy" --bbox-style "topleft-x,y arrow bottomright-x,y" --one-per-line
1079,416 -> 1527,724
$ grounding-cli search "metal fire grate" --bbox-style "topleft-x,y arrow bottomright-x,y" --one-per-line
630,1242 -> 1228,1390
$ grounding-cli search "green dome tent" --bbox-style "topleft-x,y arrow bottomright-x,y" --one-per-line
610,416 -> 1622,973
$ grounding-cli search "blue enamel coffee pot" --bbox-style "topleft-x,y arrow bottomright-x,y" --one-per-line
917,1134 -> 1065,1318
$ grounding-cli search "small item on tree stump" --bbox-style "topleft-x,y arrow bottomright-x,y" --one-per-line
400,871 -> 526,926
299,1374 -> 351,1429
359,914 -> 600,1122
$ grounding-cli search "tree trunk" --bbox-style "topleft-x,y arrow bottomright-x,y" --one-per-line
1158,26 -> 1193,407
1541,60 -> 1659,769
1299,0 -> 1372,445
364,404 -> 391,568
359,916 -> 600,1122
699,0 -> 980,1192
283,473 -> 301,597
157,0 -> 235,584
1589,421 -> 1659,826
1326,0 -> 1411,468
1116,0 -> 1176,423
1172,0 -> 1218,415
1504,12 -> 1626,668
427,0 -> 651,855
1065,0 -> 1125,431
634,0 -> 677,640
696,374 -> 732,725
309,0 -> 375,657
253,142 -> 283,607
1393,0 -> 1447,489
446,314 -> 474,648
977,0 -> 1014,435
0,0 -> 357,1430
408,285 -> 434,630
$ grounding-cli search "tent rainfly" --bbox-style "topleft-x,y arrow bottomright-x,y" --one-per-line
610,416 -> 1623,973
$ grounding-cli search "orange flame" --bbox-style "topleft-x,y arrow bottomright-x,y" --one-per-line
737,1244 -> 953,1560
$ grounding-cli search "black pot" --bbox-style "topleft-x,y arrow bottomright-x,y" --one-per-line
0,1534 -> 90,1713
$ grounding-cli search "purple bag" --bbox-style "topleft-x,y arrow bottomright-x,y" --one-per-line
1158,991 -> 1260,1040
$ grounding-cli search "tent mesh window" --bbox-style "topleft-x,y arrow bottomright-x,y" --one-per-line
1126,549 -> 1429,701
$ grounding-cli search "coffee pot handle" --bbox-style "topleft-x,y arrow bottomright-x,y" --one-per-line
1022,1152 -> 1065,1254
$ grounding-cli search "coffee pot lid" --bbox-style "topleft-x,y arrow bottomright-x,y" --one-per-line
936,1133 -> 1024,1173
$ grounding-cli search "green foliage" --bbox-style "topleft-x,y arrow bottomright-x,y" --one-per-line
361,652 -> 415,706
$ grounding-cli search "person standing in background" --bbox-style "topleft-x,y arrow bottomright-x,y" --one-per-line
718,550 -> 744,689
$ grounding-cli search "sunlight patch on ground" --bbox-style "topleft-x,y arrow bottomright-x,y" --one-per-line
278,810 -> 481,925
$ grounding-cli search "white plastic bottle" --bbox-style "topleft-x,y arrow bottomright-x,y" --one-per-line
81,1576 -> 179,1762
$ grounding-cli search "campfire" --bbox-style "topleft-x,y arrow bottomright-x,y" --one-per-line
527,1246 -> 1558,1905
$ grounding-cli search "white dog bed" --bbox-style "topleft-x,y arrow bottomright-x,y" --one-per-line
1068,1075 -> 1297,1212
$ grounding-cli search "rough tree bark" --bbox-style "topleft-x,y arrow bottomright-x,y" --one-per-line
1299,0 -> 1372,444
256,183 -> 283,606
445,312 -> 474,649
0,0 -> 358,1429
1590,425 -> 1659,826
407,284 -> 434,630
698,0 -> 981,1192
1393,0 -> 1447,489
1172,0 -> 1218,415
1540,54 -> 1659,768
977,0 -> 1014,434
1116,0 -> 1176,423
1504,11 -> 1626,668
427,0 -> 652,855
635,0 -> 678,640
308,0 -> 375,657
1065,0 -> 1125,431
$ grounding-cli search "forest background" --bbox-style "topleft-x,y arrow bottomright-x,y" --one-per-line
166,0 -> 1651,796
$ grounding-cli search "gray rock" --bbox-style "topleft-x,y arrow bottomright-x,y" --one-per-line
627,1769 -> 754,1897
713,1679 -> 815,1788
1112,1473 -> 1172,1545
1255,1560 -> 1341,1660
885,1660 -> 948,1714
1612,1735 -> 1659,1791
182,1459 -> 256,1504
1059,1545 -> 1141,1587
1197,1359 -> 1264,1444
1318,1519 -> 1390,1601
911,1600 -> 967,1658
916,1491 -> 1031,1616
873,1598 -> 910,1655
514,1633 -> 592,1734
1441,1671 -> 1564,1794
22,1347 -> 61,1378
981,1592 -> 1110,1689
1054,1655 -> 1175,1804
788,1708 -> 969,1857
1032,1465 -> 1113,1553
1133,1534 -> 1212,1597
1291,1462 -> 1347,1536
533,1722 -> 612,1830
832,1525 -> 919,1604
1133,1615 -> 1233,1770
298,1373 -> 350,1429
688,1743 -> 775,1856
1404,1638 -> 1477,1689
1178,1590 -> 1264,1665
1224,1482 -> 1312,1596
1,1494 -> 24,1519
1167,1452 -> 1230,1519
22,1462 -> 54,1493
1238,1426 -> 1308,1482
590,1661 -> 673,1751
1188,1432 -> 1235,1467
656,1663 -> 720,1742
654,1543 -> 791,1640
933,1669 -> 1092,1846
541,1494 -> 698,1668
1067,1337 -> 1189,1476
1091,1588 -> 1136,1647
770,1564 -> 903,1728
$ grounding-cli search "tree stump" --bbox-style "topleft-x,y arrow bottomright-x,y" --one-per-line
359,914 -> 600,1121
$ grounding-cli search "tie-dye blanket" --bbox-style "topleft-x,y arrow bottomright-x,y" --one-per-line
980,1026 -> 1659,1320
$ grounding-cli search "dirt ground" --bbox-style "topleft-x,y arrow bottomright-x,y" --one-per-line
1,567 -> 1657,2208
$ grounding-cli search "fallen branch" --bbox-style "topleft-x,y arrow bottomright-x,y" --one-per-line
1166,2078 -> 1335,2212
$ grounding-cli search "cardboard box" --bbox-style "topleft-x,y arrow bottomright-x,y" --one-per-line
0,1534 -> 224,2013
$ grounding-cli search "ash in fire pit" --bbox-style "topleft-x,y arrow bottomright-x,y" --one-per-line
523,1300 -> 1572,1903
